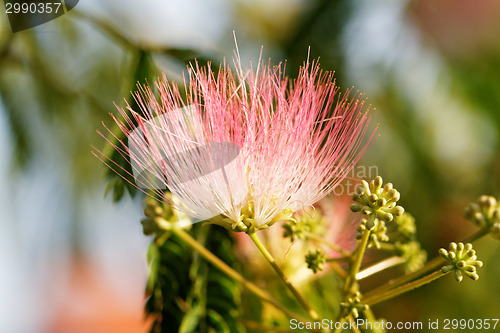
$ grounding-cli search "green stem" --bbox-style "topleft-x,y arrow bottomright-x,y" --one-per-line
248,232 -> 320,321
363,270 -> 448,306
464,228 -> 490,243
170,228 -> 307,322
377,243 -> 396,252
305,232 -> 352,257
344,228 -> 371,293
364,308 -> 384,333
347,315 -> 362,333
326,256 -> 350,263
362,256 -> 441,300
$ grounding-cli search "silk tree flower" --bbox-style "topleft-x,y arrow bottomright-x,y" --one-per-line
96,56 -> 376,233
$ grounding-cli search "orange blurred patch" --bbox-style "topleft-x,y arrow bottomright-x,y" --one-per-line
48,257 -> 150,333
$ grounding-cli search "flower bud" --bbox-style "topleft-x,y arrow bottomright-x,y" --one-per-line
351,176 -> 405,223
439,242 -> 483,282
305,249 -> 327,273
350,204 -> 362,212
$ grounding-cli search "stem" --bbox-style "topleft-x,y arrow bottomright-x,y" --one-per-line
305,232 -> 352,257
347,315 -> 361,333
356,256 -> 405,281
326,256 -> 350,263
170,228 -> 307,322
377,243 -> 396,252
362,256 -> 442,300
364,308 -> 384,333
248,232 -> 320,321
363,270 -> 448,306
463,228 -> 490,243
344,228 -> 371,293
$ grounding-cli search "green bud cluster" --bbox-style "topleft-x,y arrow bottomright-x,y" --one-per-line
439,242 -> 483,282
142,197 -> 169,236
305,249 -> 327,273
464,195 -> 500,238
395,241 -> 427,274
350,178 -> 427,278
357,216 -> 389,249
350,176 -> 404,223
392,213 -> 417,242
283,210 -> 325,242
340,291 -> 369,318
141,195 -> 191,238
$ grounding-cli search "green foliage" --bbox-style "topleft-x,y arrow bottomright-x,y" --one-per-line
281,0 -> 353,82
162,48 -> 219,72
0,75 -> 31,166
145,224 -> 244,333
301,272 -> 344,320
145,232 -> 191,333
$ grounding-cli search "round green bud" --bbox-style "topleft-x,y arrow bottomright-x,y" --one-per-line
478,195 -> 496,209
350,203 -> 362,212
376,197 -> 387,207
393,206 -> 405,216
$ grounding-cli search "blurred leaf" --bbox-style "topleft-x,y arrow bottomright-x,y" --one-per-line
206,309 -> 231,333
302,271 -> 344,319
184,224 -> 244,333
179,305 -> 202,333
145,231 -> 191,333
281,0 -> 352,83
0,77 -> 31,167
161,48 -> 218,71
145,224 -> 244,333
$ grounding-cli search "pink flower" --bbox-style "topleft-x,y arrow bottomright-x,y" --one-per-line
96,56 -> 376,233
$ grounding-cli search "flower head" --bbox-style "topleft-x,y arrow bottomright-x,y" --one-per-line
97,55 -> 376,232
439,242 -> 483,282
464,195 -> 500,238
350,176 -> 404,223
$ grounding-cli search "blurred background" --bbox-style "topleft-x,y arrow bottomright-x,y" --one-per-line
1,0 -> 500,332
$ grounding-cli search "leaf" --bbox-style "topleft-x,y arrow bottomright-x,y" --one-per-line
206,309 -> 231,333
179,305 -> 202,333
188,224 -> 244,333
144,224 -> 245,333
146,242 -> 160,292
145,231 -> 192,333
161,48 -> 219,71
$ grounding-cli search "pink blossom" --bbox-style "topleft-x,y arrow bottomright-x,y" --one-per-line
96,56 -> 376,232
